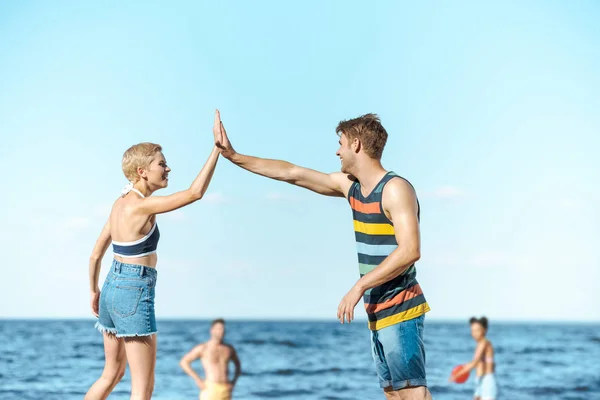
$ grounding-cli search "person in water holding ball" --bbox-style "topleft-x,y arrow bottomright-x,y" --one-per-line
449,317 -> 498,400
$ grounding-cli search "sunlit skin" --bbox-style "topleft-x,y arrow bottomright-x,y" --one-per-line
449,321 -> 495,389
180,322 -> 242,398
85,111 -> 222,400
213,115 -> 431,400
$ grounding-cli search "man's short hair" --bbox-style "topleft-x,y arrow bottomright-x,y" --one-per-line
336,113 -> 388,160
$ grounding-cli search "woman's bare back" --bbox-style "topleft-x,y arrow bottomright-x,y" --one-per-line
110,192 -> 157,267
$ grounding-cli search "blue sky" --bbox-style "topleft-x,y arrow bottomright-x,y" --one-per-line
1,1 -> 598,321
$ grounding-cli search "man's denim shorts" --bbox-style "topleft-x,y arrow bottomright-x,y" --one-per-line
370,314 -> 428,390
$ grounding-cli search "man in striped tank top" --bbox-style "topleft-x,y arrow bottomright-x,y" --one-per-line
214,113 -> 432,399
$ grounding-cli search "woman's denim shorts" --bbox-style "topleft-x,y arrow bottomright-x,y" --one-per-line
95,260 -> 157,338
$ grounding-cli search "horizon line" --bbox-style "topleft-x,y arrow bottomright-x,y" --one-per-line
1,316 -> 599,324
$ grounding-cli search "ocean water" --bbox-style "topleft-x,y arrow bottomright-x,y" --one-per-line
0,320 -> 599,399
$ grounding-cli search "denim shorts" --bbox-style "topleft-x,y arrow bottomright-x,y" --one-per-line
95,260 -> 157,338
370,314 -> 427,390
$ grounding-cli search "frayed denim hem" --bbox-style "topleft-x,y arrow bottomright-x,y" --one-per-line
116,331 -> 157,338
94,321 -> 117,335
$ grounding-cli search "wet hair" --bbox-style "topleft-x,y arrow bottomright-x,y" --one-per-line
469,316 -> 488,330
211,318 -> 225,327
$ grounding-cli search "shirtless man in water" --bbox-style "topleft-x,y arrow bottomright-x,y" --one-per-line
180,319 -> 242,400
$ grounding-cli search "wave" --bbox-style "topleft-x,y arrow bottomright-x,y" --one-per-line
243,367 -> 370,377
517,346 -> 565,354
239,339 -> 302,348
250,389 -> 314,397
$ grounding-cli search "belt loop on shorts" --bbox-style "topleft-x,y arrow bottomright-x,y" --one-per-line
139,266 -> 144,277
114,262 -> 121,274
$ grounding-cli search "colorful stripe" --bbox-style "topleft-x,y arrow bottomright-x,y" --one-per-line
357,253 -> 386,266
356,243 -> 399,257
353,220 -> 395,235
355,231 -> 398,246
349,197 -> 381,214
348,172 -> 429,331
368,303 -> 431,330
365,283 -> 424,314
369,295 -> 427,322
364,266 -> 417,300
358,262 -> 376,275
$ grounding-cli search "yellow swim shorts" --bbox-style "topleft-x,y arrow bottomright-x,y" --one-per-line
199,381 -> 232,400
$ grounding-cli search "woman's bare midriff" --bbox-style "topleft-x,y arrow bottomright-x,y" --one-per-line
476,342 -> 495,377
114,253 -> 158,268
475,361 -> 495,377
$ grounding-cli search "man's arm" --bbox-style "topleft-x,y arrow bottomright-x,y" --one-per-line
230,347 -> 241,387
231,153 -> 349,197
337,178 -> 420,323
179,345 -> 206,390
214,115 -> 351,197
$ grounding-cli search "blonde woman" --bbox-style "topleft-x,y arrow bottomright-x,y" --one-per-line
85,111 -> 223,400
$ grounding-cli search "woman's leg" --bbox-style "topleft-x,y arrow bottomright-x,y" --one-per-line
124,334 -> 157,400
85,333 -> 126,400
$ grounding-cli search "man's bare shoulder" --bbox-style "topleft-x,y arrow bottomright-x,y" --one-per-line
217,343 -> 236,357
381,177 -> 418,213
383,176 -> 417,199
330,172 -> 355,196
195,343 -> 207,350
222,343 -> 236,352
188,343 -> 206,354
386,176 -> 416,193
181,343 -> 205,361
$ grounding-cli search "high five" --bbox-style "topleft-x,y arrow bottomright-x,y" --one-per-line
214,113 -> 431,400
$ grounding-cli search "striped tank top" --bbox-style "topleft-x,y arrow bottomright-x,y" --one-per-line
348,171 -> 430,331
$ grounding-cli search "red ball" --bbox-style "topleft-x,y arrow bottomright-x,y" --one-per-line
451,365 -> 469,384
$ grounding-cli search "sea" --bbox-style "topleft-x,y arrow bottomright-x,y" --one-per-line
0,320 -> 599,399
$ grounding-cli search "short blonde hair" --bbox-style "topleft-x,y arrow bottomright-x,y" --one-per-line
122,142 -> 163,182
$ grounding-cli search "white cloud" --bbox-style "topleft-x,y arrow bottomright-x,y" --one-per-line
423,186 -> 465,199
265,192 -> 297,202
423,250 -> 508,268
92,203 -> 113,218
202,192 -> 229,204
62,216 -> 92,230
26,216 -> 51,227
422,252 -> 463,267
468,251 -> 508,268
554,196 -> 583,210
162,209 -> 187,222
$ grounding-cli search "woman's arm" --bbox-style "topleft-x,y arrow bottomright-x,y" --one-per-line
89,219 -> 111,316
451,340 -> 487,380
135,111 -> 223,215
136,146 -> 220,215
